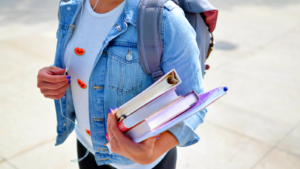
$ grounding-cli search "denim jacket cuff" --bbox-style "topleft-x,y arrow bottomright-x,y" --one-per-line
168,121 -> 200,147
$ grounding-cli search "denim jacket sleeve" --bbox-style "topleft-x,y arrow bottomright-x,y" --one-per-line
161,2 -> 207,147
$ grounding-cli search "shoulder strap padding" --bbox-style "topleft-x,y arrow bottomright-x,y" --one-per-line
137,0 -> 166,81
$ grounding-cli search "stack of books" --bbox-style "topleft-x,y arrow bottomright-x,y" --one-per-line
115,69 -> 227,143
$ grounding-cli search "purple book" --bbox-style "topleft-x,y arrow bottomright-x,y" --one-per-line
126,86 -> 228,143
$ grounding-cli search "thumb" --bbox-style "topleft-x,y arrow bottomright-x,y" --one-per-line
49,66 -> 66,75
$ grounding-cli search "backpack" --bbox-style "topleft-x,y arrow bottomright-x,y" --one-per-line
137,0 -> 217,81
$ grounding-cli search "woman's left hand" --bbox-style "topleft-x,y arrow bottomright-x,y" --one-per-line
106,109 -> 160,165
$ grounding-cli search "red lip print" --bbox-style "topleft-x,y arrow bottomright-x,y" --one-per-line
86,129 -> 91,136
74,47 -> 85,56
77,79 -> 87,89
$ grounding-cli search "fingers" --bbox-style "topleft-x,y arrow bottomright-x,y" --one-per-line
44,91 -> 67,100
107,111 -> 122,153
38,80 -> 69,90
42,74 -> 69,83
107,111 -> 113,138
40,82 -> 69,96
107,110 -> 117,142
48,66 -> 66,75
38,77 -> 70,99
109,109 -> 132,146
107,108 -> 135,154
37,66 -> 69,83
37,67 -> 71,100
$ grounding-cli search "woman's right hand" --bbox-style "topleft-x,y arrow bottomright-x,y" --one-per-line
37,66 -> 71,100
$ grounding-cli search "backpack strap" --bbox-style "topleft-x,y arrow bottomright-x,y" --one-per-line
137,0 -> 218,80
137,0 -> 166,81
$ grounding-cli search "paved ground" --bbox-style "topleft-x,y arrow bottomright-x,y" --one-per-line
0,0 -> 300,169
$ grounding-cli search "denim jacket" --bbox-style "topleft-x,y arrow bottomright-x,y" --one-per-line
54,0 -> 207,165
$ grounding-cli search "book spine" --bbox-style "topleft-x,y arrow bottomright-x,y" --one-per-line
117,121 -> 130,133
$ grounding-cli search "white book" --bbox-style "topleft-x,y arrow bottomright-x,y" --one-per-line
117,89 -> 180,132
116,69 -> 181,120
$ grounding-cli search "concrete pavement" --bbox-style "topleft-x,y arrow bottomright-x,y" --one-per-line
0,0 -> 300,168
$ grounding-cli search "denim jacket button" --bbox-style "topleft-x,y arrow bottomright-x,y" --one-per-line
99,158 -> 109,161
93,118 -> 104,122
126,54 -> 133,61
67,7 -> 71,10
115,24 -> 121,31
93,86 -> 103,89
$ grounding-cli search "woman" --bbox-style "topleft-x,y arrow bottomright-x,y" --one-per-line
37,0 -> 206,168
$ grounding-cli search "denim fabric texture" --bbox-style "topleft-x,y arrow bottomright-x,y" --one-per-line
54,0 -> 207,165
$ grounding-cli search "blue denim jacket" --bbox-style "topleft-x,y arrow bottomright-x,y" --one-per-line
54,0 -> 207,165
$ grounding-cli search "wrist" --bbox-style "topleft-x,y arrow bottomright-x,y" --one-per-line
149,131 -> 178,163
129,152 -> 156,165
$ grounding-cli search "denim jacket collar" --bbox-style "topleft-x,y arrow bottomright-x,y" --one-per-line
59,0 -> 140,68
68,0 -> 140,26
123,0 -> 139,26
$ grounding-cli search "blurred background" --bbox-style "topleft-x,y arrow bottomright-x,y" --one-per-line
0,0 -> 299,168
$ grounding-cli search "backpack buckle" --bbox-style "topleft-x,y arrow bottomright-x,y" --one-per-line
206,33 -> 215,60
152,70 -> 164,81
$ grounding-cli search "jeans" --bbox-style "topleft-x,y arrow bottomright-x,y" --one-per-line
77,140 -> 177,169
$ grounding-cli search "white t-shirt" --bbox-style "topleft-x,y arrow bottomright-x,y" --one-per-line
64,0 -> 166,168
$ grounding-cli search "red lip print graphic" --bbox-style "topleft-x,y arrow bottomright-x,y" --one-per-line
77,79 -> 87,89
86,129 -> 91,136
74,47 -> 85,56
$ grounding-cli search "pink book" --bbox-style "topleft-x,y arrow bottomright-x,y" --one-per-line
118,89 -> 179,132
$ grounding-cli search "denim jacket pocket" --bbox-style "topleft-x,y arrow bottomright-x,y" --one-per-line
107,43 -> 144,94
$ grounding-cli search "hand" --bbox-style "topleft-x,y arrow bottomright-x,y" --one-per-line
107,109 -> 160,165
37,66 -> 71,100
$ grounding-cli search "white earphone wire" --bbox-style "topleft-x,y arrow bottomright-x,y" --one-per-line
93,0 -> 99,10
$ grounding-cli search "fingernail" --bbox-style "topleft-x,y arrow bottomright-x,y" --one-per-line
66,76 -> 71,79
105,133 -> 109,140
68,80 -> 71,84
109,108 -> 112,114
156,136 -> 161,140
113,107 -> 118,110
